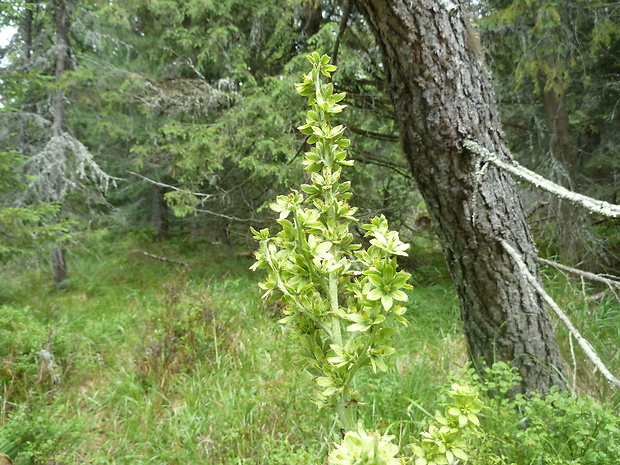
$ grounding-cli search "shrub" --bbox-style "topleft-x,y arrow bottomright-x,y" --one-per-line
467,362 -> 620,464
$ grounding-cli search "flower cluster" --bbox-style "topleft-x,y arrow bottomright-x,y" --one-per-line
329,423 -> 404,465
410,385 -> 483,465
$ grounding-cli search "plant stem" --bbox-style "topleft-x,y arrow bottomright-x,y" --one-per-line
335,390 -> 355,431
329,273 -> 343,347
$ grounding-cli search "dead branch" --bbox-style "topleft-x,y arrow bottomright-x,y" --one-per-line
127,170 -> 217,199
195,208 -> 268,223
536,257 -> 620,291
135,250 -> 189,266
332,0 -> 352,66
464,140 -> 620,219
501,240 -> 620,390
348,125 -> 399,142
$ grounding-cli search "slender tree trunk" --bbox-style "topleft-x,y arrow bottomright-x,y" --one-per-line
529,0 -> 592,265
51,0 -> 69,286
541,84 -> 583,262
152,186 -> 169,240
51,245 -> 68,285
538,66 -> 585,263
52,0 -> 67,138
540,85 -> 577,190
352,0 -> 567,393
301,2 -> 325,38
22,2 -> 37,62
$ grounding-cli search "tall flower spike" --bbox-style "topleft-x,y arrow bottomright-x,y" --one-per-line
252,53 -> 412,431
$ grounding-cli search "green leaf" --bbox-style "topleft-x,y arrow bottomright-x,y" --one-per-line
316,376 -> 333,387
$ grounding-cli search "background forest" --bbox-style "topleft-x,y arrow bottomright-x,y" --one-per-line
0,0 -> 619,464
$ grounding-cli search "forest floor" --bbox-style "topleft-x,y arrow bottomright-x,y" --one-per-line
1,229 -> 618,464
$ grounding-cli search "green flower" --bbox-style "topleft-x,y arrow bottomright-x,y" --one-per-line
269,191 -> 303,220
368,344 -> 396,373
328,338 -> 362,369
346,305 -> 385,332
364,216 -> 410,256
365,263 -> 411,311
329,423 -> 403,465
445,384 -> 483,428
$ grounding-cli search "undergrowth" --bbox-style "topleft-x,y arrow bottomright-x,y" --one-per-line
0,231 -> 618,464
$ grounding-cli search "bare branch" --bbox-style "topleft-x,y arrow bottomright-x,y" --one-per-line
135,250 -> 189,266
501,240 -> 620,390
464,139 -> 620,219
286,136 -> 310,165
332,0 -> 352,66
127,171 -> 216,199
353,149 -> 414,180
348,125 -> 399,142
195,208 -> 269,223
536,257 -> 620,290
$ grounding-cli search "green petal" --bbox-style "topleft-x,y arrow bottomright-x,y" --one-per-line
367,288 -> 384,301
367,274 -> 383,288
381,294 -> 393,310
391,290 -> 408,302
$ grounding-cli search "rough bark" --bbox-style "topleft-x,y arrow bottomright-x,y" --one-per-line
352,0 -> 567,392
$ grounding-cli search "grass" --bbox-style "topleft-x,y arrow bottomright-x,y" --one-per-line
1,230 -> 618,464
538,264 -> 620,402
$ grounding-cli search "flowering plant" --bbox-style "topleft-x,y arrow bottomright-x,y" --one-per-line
329,423 -> 403,465
251,52 -> 411,430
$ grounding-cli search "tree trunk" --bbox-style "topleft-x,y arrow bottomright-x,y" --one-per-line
541,85 -> 584,262
52,0 -> 68,138
22,2 -> 37,62
51,0 -> 69,286
540,85 -> 577,190
152,185 -> 169,240
352,0 -> 567,393
52,245 -> 68,285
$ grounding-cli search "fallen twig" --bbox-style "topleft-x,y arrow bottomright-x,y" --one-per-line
536,257 -> 620,291
135,250 -> 189,266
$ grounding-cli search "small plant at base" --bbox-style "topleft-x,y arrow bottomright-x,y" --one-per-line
464,362 -> 620,465
251,52 -> 411,431
410,384 -> 483,465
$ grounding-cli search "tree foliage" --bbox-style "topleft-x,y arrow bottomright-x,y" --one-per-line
477,0 -> 620,266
